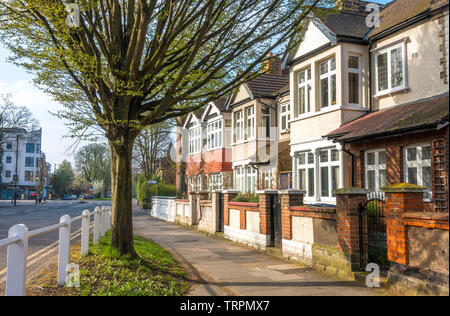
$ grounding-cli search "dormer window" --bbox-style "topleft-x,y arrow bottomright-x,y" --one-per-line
375,43 -> 407,95
280,103 -> 290,132
319,57 -> 337,109
348,55 -> 361,106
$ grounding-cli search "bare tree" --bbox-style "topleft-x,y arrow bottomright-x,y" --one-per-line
0,0 -> 328,255
133,121 -> 173,176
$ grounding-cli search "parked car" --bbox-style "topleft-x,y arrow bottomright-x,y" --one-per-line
71,195 -> 77,200
62,194 -> 71,200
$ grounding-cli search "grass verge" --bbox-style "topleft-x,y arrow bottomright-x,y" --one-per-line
28,232 -> 188,296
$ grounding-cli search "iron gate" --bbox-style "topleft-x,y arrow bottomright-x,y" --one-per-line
359,194 -> 389,270
270,195 -> 282,248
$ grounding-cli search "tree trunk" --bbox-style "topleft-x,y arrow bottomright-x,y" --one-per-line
110,139 -> 136,257
175,125 -> 186,197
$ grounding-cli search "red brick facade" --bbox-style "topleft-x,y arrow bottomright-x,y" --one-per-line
186,148 -> 232,177
346,126 -> 449,212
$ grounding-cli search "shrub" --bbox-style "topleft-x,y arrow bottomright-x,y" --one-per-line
232,193 -> 259,203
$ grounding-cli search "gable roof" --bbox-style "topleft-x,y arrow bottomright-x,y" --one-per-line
326,93 -> 449,142
369,0 -> 432,39
200,98 -> 229,121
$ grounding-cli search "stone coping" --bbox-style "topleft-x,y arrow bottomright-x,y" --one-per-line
404,212 -> 449,221
174,199 -> 189,203
333,187 -> 370,195
278,190 -> 307,195
228,201 -> 259,208
382,183 -> 426,193
290,206 -> 336,213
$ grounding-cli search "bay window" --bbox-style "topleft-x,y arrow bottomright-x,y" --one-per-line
319,57 -> 336,109
189,127 -> 201,154
375,43 -> 406,95
319,148 -> 340,198
297,152 -> 315,197
234,166 -> 245,192
298,68 -> 312,116
246,166 -> 257,193
280,103 -> 290,132
365,149 -> 387,192
208,173 -> 223,191
235,111 -> 244,142
246,106 -> 255,139
404,144 -> 432,200
207,120 -> 223,150
348,55 -> 361,105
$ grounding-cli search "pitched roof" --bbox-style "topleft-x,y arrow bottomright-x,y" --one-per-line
369,0 -> 431,38
326,93 -> 449,142
213,98 -> 228,112
320,10 -> 371,39
246,73 -> 290,98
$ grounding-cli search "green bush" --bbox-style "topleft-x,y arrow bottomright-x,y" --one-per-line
150,183 -> 177,197
136,174 -> 176,204
232,193 -> 259,203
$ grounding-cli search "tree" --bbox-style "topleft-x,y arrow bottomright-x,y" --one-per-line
51,160 -> 75,196
133,121 -> 173,176
0,94 -> 38,185
0,0 -> 327,255
75,143 -> 111,190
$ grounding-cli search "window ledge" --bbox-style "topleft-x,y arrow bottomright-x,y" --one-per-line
374,87 -> 409,99
290,105 -> 341,123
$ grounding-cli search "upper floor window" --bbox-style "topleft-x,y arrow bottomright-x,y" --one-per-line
189,127 -> 201,154
25,170 -> 34,181
207,120 -> 223,150
261,108 -> 270,138
25,157 -> 35,168
404,144 -> 432,200
6,142 -> 13,150
36,144 -> 41,154
348,55 -> 361,105
298,68 -> 312,116
246,106 -> 255,140
375,43 -> 406,95
5,170 -> 12,178
26,143 -> 35,153
280,103 -> 290,132
235,111 -> 244,142
365,149 -> 386,192
6,156 -> 12,164
319,57 -> 337,109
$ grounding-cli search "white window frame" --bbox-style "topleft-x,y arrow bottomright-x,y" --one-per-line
297,68 -> 312,116
189,127 -> 202,155
234,166 -> 245,192
319,57 -> 337,109
375,42 -> 407,96
296,151 -> 315,198
365,149 -> 387,192
207,119 -> 223,151
246,106 -> 255,140
404,143 -> 432,201
348,55 -> 362,106
208,173 -> 223,191
246,166 -> 257,193
235,111 -> 244,143
318,148 -> 340,199
280,103 -> 291,133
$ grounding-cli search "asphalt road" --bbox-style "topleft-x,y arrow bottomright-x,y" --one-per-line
0,199 -> 111,293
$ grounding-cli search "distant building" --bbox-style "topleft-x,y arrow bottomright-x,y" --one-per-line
0,126 -> 49,199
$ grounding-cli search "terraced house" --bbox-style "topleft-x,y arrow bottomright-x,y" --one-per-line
226,55 -> 290,193
327,0 -> 449,212
183,99 -> 233,192
287,1 -> 373,205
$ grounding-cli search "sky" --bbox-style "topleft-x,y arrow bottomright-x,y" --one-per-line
0,0 -> 392,170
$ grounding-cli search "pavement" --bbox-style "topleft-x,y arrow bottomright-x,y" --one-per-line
133,208 -> 382,296
0,199 -> 111,294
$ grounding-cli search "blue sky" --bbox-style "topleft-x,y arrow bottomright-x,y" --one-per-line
0,0 -> 393,168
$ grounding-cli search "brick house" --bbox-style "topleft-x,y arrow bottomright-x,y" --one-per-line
327,0 -> 449,212
226,54 -> 290,193
183,99 -> 233,192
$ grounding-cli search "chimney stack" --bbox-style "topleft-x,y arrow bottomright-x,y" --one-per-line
261,53 -> 282,75
337,0 -> 365,14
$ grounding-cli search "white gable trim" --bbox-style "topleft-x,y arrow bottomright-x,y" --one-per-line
201,101 -> 221,122
183,113 -> 201,130
293,19 -> 332,60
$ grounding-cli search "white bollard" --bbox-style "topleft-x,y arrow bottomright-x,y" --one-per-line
6,224 -> 29,296
93,207 -> 100,245
100,207 -> 106,237
81,210 -> 90,256
58,215 -> 71,285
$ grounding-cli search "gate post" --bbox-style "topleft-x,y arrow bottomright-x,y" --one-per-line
382,183 -> 425,266
211,190 -> 222,232
279,190 -> 305,242
257,190 -> 279,245
223,190 -> 239,227
334,188 -> 369,272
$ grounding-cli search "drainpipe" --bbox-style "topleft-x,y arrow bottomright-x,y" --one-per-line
341,141 -> 355,187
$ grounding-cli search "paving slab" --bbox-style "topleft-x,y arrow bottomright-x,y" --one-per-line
133,209 -> 382,296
